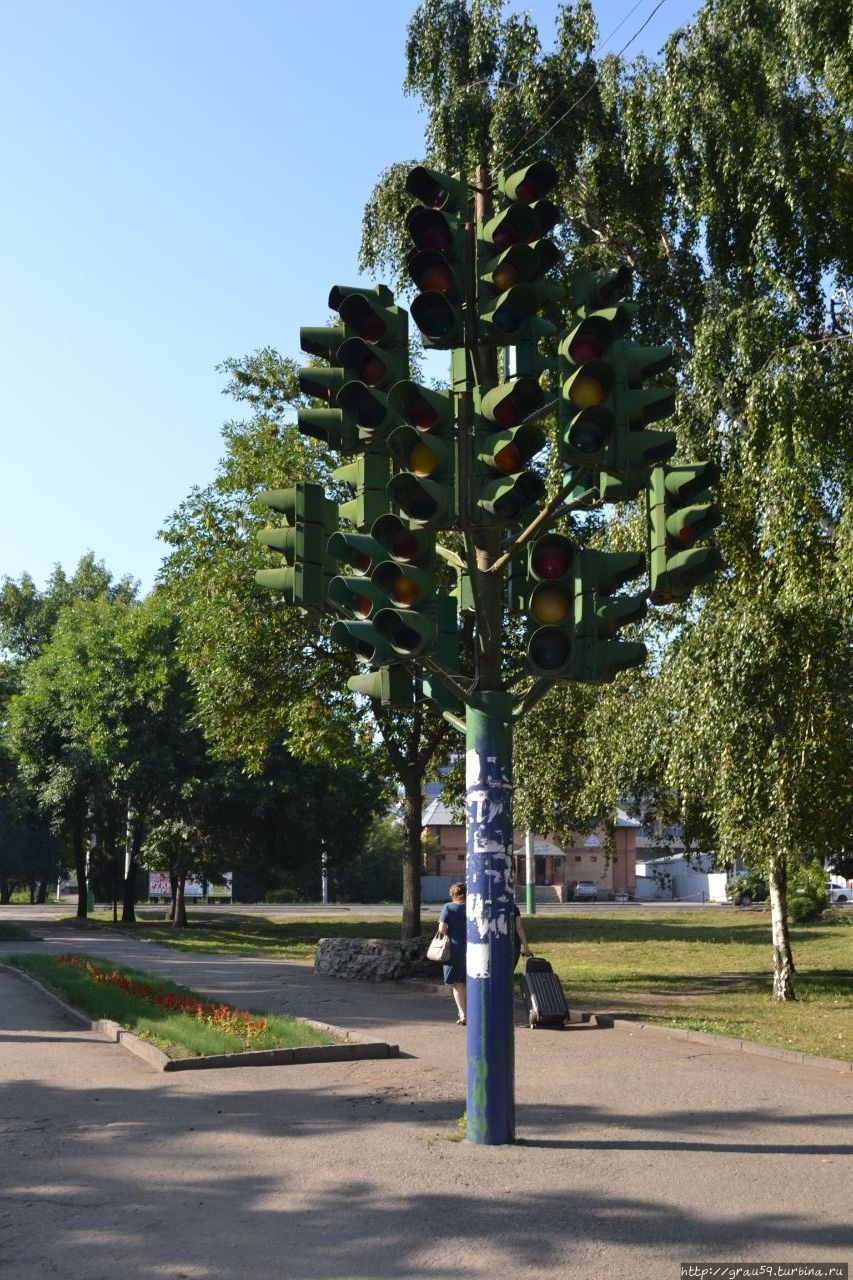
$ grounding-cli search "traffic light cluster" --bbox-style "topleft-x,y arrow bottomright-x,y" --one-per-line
558,267 -> 677,497
254,155 -> 724,711
522,535 -> 648,684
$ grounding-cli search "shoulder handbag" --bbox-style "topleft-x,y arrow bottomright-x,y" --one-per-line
427,931 -> 451,963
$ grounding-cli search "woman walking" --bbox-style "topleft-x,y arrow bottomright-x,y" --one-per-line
437,881 -> 467,1024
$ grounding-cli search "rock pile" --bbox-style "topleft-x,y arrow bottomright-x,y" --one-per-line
314,935 -> 438,982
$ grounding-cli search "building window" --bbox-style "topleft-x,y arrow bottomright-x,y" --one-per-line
574,855 -> 582,862
590,856 -> 598,863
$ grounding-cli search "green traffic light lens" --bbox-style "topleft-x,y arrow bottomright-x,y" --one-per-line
569,417 -> 607,455
411,294 -> 457,341
491,302 -> 522,335
529,628 -> 570,671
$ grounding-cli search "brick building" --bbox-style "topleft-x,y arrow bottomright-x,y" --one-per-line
421,796 -> 639,902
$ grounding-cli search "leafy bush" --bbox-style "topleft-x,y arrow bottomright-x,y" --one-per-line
788,861 -> 828,924
264,886 -> 302,904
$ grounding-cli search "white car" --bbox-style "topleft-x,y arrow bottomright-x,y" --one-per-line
828,883 -> 850,905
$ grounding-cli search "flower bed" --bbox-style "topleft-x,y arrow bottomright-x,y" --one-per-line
3,952 -> 333,1059
57,954 -> 267,1047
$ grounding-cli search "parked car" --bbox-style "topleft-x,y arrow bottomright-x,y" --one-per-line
726,872 -> 768,906
827,883 -> 850,905
572,880 -> 598,901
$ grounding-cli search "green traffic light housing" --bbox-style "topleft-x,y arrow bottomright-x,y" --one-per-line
648,462 -> 723,603
255,483 -> 337,608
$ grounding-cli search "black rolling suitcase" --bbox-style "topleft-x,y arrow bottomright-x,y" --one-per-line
522,956 -> 567,1029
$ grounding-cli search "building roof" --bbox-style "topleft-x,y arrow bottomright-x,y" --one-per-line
423,797 -> 641,833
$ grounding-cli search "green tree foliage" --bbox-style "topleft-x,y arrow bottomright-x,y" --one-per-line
360,0 -> 853,998
159,352 -> 451,936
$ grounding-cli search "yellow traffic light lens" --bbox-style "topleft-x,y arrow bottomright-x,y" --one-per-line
569,374 -> 606,409
392,574 -> 421,607
493,442 -> 521,473
531,586 -> 570,625
493,262 -> 520,291
408,440 -> 438,476
360,354 -> 387,387
421,262 -> 454,293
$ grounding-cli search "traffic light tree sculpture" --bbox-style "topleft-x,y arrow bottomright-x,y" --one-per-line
255,159 -> 722,1147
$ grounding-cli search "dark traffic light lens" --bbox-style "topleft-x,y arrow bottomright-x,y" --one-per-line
569,417 -> 607,455
409,397 -> 437,430
389,530 -> 420,561
492,261 -> 521,291
420,262 -> 454,293
359,314 -> 386,344
353,552 -> 371,573
491,302 -> 522,335
529,628 -> 570,671
492,223 -> 520,251
492,398 -> 520,428
568,333 -> 603,364
531,543 -> 571,579
358,354 -> 388,387
355,595 -> 372,618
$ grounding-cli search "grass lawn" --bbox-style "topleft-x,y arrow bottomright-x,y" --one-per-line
2,952 -> 334,1060
75,906 -> 853,1062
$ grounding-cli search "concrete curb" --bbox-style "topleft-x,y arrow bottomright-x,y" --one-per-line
0,962 -> 400,1073
579,1008 -> 853,1075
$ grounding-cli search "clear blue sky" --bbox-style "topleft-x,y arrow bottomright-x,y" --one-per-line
0,0 -> 697,595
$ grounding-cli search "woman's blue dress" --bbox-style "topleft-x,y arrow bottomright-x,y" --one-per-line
439,900 -> 466,984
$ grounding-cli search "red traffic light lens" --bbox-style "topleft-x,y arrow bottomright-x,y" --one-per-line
531,543 -> 571,579
492,398 -> 520,428
358,313 -> 386,344
492,223 -> 520,251
568,332 -> 603,364
420,221 -> 453,254
353,551 -> 371,574
409,397 -> 437,431
389,530 -> 420,561
355,594 -> 372,618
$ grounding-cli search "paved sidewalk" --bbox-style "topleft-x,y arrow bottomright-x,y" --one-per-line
1,918 -> 852,1280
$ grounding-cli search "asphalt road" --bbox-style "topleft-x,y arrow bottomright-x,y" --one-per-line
1,912 -> 851,1280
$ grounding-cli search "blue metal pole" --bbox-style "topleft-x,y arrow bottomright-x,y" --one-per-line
465,690 -> 515,1145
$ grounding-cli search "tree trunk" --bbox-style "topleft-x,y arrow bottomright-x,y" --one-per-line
169,872 -> 178,922
36,879 -> 48,904
121,806 -> 143,924
172,874 -> 188,928
73,824 -> 88,920
400,772 -> 423,940
769,854 -> 796,1000
0,881 -> 11,905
